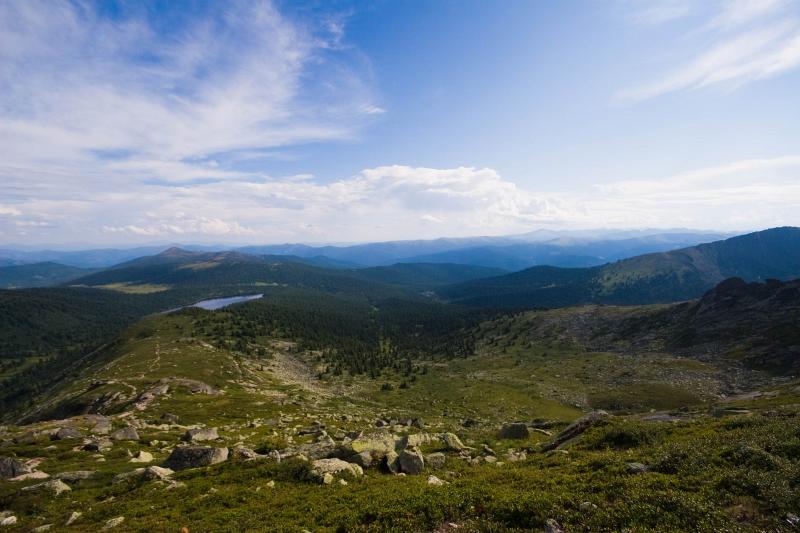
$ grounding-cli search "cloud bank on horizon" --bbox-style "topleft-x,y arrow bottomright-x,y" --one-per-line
1,0 -> 799,245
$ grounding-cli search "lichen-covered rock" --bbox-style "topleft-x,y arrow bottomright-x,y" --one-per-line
162,446 -> 229,471
181,427 -> 219,442
231,446 -> 266,462
440,432 -> 467,451
347,451 -> 374,468
102,516 -> 125,530
311,458 -> 363,483
349,432 -> 397,457
427,474 -> 446,486
142,466 -> 174,481
383,450 -> 400,474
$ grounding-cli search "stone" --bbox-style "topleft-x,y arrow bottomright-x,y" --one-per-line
54,470 -> 95,482
440,432 -> 467,451
311,458 -> 363,481
102,516 -> 125,530
285,438 -> 337,461
182,427 -> 220,442
64,511 -> 82,526
91,417 -> 112,435
111,426 -> 139,441
231,446 -> 265,462
142,466 -> 174,481
0,516 -> 17,527
163,446 -> 229,471
398,448 -> 425,474
52,427 -> 82,440
31,524 -> 52,532
0,456 -> 32,479
427,474 -> 446,486
484,455 -> 498,464
544,518 -> 565,533
9,471 -> 49,482
161,413 -> 180,423
541,411 -> 610,451
349,432 -> 397,458
426,452 -> 446,469
579,502 -> 598,512
625,462 -> 649,474
347,451 -> 374,468
22,479 -> 72,496
498,423 -> 530,439
384,450 -> 400,474
112,469 -> 145,484
130,451 -> 153,463
404,433 -> 436,448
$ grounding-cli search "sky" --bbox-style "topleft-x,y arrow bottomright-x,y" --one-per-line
1,0 -> 800,247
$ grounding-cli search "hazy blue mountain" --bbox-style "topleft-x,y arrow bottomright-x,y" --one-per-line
438,227 -> 800,308
347,262 -> 507,289
0,262 -> 96,288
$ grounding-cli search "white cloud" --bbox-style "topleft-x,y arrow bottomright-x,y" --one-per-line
0,206 -> 22,216
621,0 -> 800,100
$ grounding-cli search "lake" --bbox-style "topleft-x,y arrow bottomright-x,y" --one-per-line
192,293 -> 264,310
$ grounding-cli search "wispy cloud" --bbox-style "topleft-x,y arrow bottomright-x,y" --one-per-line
621,0 -> 800,100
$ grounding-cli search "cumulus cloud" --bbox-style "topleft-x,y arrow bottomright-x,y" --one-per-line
621,0 -> 800,100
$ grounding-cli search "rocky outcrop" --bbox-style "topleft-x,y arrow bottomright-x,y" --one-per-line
0,457 -> 31,479
162,446 -> 229,471
541,411 -> 610,451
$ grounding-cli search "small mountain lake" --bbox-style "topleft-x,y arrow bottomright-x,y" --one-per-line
193,293 -> 264,310
163,293 -> 263,314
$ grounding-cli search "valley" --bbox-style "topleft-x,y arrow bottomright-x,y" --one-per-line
1,229 -> 799,531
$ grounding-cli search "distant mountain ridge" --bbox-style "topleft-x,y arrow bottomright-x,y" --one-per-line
439,227 -> 800,308
0,262 -> 95,289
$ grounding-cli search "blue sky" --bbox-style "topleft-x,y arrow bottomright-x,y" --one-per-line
1,0 -> 800,245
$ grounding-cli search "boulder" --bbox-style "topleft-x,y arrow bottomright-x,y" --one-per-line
427,474 -> 446,486
231,446 -> 265,462
51,427 -> 82,440
182,427 -> 219,442
498,423 -> 530,439
349,432 -> 397,458
9,471 -> 49,481
404,433 -> 436,448
440,433 -> 467,451
0,516 -> 17,527
541,411 -> 610,451
102,516 -> 125,530
163,446 -> 229,471
142,466 -> 174,481
284,438 -> 337,461
383,450 -> 400,474
0,456 -> 31,479
21,479 -> 72,496
54,470 -> 96,482
110,426 -> 139,441
130,451 -> 153,463
311,458 -> 363,482
398,448 -> 425,474
625,462 -> 649,474
347,451 -> 374,468
426,452 -> 446,469
91,417 -> 112,435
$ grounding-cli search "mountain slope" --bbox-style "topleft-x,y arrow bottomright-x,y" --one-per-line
70,248 -> 411,300
440,227 -> 800,308
0,262 -> 95,288
348,262 -> 507,289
